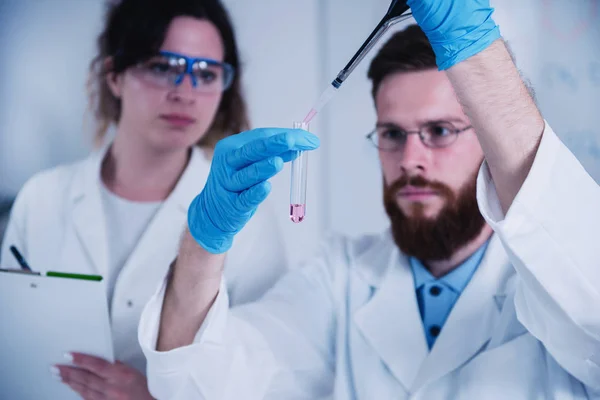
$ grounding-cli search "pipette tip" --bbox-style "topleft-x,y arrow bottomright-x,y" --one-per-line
303,109 -> 317,124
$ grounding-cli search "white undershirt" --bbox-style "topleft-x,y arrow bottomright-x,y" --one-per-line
100,184 -> 162,304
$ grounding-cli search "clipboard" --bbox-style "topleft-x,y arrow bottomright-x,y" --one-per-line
0,269 -> 114,400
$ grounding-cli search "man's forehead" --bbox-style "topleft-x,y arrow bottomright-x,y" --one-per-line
377,72 -> 458,105
375,71 -> 467,126
376,115 -> 467,128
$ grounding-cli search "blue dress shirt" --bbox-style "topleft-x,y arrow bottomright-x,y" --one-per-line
410,241 -> 490,349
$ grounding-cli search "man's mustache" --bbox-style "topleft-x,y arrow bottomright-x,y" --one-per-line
385,175 -> 454,202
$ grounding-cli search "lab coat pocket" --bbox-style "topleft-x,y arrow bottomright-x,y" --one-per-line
457,333 -> 547,400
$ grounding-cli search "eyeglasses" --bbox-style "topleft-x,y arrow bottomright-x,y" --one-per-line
366,121 -> 472,151
130,50 -> 235,93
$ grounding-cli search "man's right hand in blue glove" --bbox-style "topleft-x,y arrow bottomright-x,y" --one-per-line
188,127 -> 320,254
155,128 -> 318,353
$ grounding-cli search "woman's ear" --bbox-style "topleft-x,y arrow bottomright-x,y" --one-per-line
104,57 -> 123,98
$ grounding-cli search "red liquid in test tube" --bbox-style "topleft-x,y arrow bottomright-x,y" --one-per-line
290,203 -> 306,223
289,85 -> 337,223
290,121 -> 309,223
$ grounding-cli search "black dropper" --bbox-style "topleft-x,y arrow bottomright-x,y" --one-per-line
332,0 -> 411,88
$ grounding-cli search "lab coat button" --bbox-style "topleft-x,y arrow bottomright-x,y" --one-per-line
429,325 -> 441,337
429,286 -> 442,296
127,300 -> 133,308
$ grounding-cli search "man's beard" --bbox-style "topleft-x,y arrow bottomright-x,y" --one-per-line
383,171 -> 486,262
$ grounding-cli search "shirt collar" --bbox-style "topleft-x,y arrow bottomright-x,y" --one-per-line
410,240 -> 490,293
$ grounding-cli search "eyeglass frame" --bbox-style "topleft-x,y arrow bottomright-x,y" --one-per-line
131,50 -> 235,92
365,121 -> 473,151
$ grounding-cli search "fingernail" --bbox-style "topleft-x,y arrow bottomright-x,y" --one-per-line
49,366 -> 61,380
63,353 -> 73,363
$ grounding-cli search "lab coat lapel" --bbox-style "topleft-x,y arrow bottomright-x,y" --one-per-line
70,146 -> 110,277
115,147 -> 210,289
353,234 -> 429,392
411,235 -> 514,391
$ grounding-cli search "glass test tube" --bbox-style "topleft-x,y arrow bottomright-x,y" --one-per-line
290,121 -> 309,223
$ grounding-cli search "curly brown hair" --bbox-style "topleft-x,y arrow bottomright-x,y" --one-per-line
87,0 -> 249,148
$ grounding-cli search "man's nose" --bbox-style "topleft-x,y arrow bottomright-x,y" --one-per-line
397,134 -> 429,175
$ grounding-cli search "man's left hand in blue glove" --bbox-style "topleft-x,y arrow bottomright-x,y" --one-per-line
407,0 -> 501,70
407,0 -> 544,212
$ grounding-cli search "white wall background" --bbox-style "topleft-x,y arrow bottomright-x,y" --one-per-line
1,0 -> 599,266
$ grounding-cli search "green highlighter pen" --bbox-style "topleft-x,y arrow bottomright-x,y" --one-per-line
46,271 -> 103,282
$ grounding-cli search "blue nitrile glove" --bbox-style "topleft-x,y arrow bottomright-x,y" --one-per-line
188,128 -> 320,254
407,0 -> 501,70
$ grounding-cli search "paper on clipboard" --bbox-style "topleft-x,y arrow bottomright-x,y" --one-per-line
0,269 -> 114,400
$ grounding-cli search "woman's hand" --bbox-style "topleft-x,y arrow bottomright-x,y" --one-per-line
54,352 -> 154,400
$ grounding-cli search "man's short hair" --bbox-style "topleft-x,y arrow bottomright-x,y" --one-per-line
368,25 -> 436,99
368,25 -> 538,104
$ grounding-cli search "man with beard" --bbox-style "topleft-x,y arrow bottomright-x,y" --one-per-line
138,2 -> 600,399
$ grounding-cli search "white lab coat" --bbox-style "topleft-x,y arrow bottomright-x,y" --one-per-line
0,144 -> 287,374
139,122 -> 600,399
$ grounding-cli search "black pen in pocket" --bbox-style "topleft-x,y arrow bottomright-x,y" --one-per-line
9,245 -> 32,271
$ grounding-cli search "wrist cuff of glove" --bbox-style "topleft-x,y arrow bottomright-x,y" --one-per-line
188,196 -> 234,254
434,25 -> 501,70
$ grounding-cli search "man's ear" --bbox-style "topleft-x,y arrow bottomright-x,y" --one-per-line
104,57 -> 123,98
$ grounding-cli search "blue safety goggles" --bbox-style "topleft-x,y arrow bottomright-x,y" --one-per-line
131,50 -> 235,93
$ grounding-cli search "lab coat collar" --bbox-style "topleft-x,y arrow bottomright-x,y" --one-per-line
68,143 -> 210,277
69,143 -> 110,276
353,230 -> 429,391
352,228 -> 398,288
353,230 -> 513,392
411,234 -> 513,392
410,239 -> 490,293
